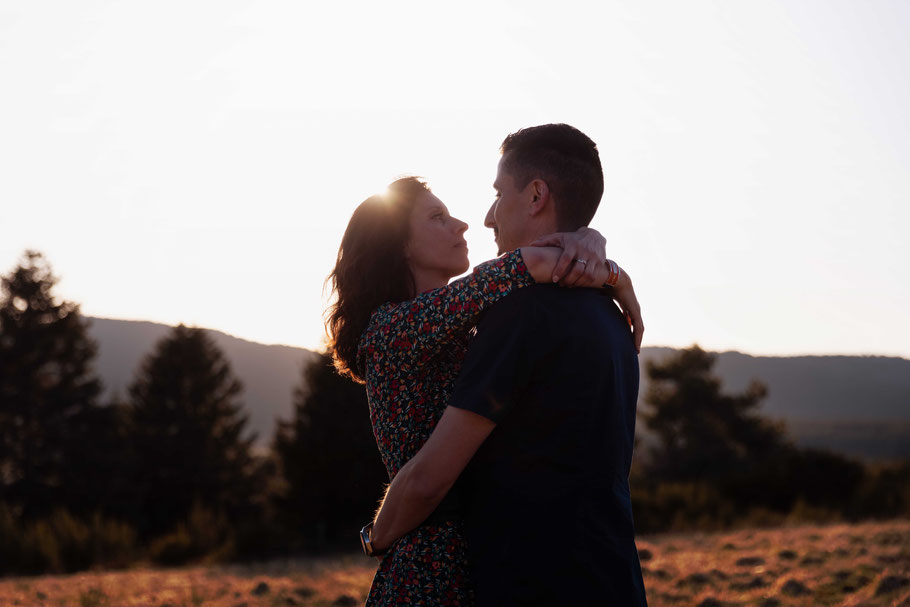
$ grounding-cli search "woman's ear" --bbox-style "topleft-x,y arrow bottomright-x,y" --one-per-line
528,179 -> 550,217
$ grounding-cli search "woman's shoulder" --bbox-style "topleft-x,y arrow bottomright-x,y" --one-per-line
355,302 -> 404,361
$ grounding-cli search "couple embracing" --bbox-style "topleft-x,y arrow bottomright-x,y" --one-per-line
327,123 -> 649,606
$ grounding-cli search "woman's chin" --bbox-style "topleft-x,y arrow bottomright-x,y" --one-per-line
456,254 -> 470,275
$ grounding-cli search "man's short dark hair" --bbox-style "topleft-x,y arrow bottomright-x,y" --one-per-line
500,123 -> 604,231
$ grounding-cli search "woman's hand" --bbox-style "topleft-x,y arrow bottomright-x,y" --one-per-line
529,227 -> 606,286
611,268 -> 644,354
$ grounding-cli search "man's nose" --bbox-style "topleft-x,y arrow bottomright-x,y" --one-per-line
453,217 -> 468,235
484,201 -> 496,228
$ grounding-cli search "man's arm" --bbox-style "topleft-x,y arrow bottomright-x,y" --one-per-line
368,289 -> 537,551
368,406 -> 495,551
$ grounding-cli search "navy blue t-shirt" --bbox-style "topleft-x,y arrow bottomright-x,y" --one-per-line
449,284 -> 648,606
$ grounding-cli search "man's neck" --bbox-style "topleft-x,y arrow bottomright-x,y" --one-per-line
518,225 -> 560,249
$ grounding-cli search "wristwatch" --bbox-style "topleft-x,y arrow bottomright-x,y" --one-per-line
360,522 -> 388,557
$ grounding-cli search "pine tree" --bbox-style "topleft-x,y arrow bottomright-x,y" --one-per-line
641,345 -> 786,491
0,251 -> 104,520
273,351 -> 386,548
126,324 -> 258,538
639,345 -> 868,516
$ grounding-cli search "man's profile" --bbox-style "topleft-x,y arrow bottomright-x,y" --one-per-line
368,123 -> 647,606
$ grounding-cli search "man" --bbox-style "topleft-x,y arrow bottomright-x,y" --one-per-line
367,124 -> 648,605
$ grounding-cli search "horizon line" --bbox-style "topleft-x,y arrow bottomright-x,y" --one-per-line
84,315 -> 910,362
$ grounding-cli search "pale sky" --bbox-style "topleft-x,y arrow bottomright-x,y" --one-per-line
1,0 -> 908,358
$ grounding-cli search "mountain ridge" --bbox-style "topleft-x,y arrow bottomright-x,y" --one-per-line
84,317 -> 910,460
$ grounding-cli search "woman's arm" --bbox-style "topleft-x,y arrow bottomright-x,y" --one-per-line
525,228 -> 644,353
361,249 -> 535,365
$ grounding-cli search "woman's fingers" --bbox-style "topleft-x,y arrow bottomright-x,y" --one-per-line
559,257 -> 588,286
632,315 -> 644,354
566,257 -> 602,287
552,240 -> 578,283
624,300 -> 644,354
563,239 -> 604,286
529,234 -> 562,247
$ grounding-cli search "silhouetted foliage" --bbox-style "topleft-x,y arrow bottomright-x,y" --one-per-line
632,344 -> 910,533
641,345 -> 787,490
273,351 -> 387,550
124,324 -> 260,541
3,251 -> 906,574
0,251 -> 108,521
850,460 -> 910,519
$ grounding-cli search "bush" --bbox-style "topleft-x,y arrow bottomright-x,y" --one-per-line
148,500 -> 236,566
0,503 -> 22,573
0,505 -> 141,575
148,524 -> 195,565
89,512 -> 138,569
785,499 -> 843,525
48,508 -> 93,572
632,482 -> 738,533
850,461 -> 910,519
186,500 -> 235,563
19,519 -> 61,574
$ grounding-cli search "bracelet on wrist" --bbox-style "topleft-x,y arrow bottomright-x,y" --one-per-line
602,259 -> 621,287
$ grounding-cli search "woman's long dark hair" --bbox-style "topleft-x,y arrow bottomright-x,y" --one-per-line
325,177 -> 429,383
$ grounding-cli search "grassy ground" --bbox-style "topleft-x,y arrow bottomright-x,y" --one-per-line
1,519 -> 908,606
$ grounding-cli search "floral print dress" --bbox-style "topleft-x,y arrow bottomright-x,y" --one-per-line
357,249 -> 534,606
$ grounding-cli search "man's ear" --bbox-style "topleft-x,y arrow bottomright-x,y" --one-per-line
528,179 -> 551,217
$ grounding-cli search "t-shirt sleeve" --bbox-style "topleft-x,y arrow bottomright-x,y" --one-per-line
357,249 -> 534,370
448,288 -> 539,423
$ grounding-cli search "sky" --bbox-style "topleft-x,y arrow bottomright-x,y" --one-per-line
1,0 -> 908,358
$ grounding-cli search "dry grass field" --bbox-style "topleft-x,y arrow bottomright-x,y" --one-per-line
1,519 -> 907,607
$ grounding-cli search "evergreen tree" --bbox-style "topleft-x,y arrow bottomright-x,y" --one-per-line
638,345 -> 869,523
641,345 -> 787,499
0,251 -> 104,520
273,351 -> 386,549
126,324 -> 258,538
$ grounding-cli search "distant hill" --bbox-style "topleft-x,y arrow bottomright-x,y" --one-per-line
85,317 -> 910,460
639,348 -> 909,420
86,317 -> 320,450
638,348 -> 910,460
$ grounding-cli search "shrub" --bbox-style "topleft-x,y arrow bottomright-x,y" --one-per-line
148,501 -> 236,566
89,512 -> 138,569
148,523 -> 195,565
19,519 -> 61,573
186,500 -> 235,563
48,508 -> 93,572
632,482 -> 738,533
0,502 -> 22,573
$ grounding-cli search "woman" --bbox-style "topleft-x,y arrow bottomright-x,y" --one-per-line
326,177 -> 640,605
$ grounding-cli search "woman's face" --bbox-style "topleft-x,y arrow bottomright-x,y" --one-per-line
405,190 -> 470,283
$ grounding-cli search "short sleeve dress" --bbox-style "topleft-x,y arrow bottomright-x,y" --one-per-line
357,249 -> 534,606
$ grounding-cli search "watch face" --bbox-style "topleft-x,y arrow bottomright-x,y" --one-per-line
360,526 -> 372,555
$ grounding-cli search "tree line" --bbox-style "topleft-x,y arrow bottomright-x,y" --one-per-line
0,251 -> 385,574
631,345 -> 910,532
1,250 -> 908,576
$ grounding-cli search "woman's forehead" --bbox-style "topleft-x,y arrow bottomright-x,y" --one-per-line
416,191 -> 446,212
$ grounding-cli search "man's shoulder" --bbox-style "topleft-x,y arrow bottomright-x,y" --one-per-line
477,283 -> 552,318
481,285 -> 619,323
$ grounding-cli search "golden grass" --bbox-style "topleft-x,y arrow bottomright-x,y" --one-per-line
638,519 -> 910,607
1,519 -> 907,606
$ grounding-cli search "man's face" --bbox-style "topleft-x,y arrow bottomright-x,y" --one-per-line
486,154 -> 531,255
